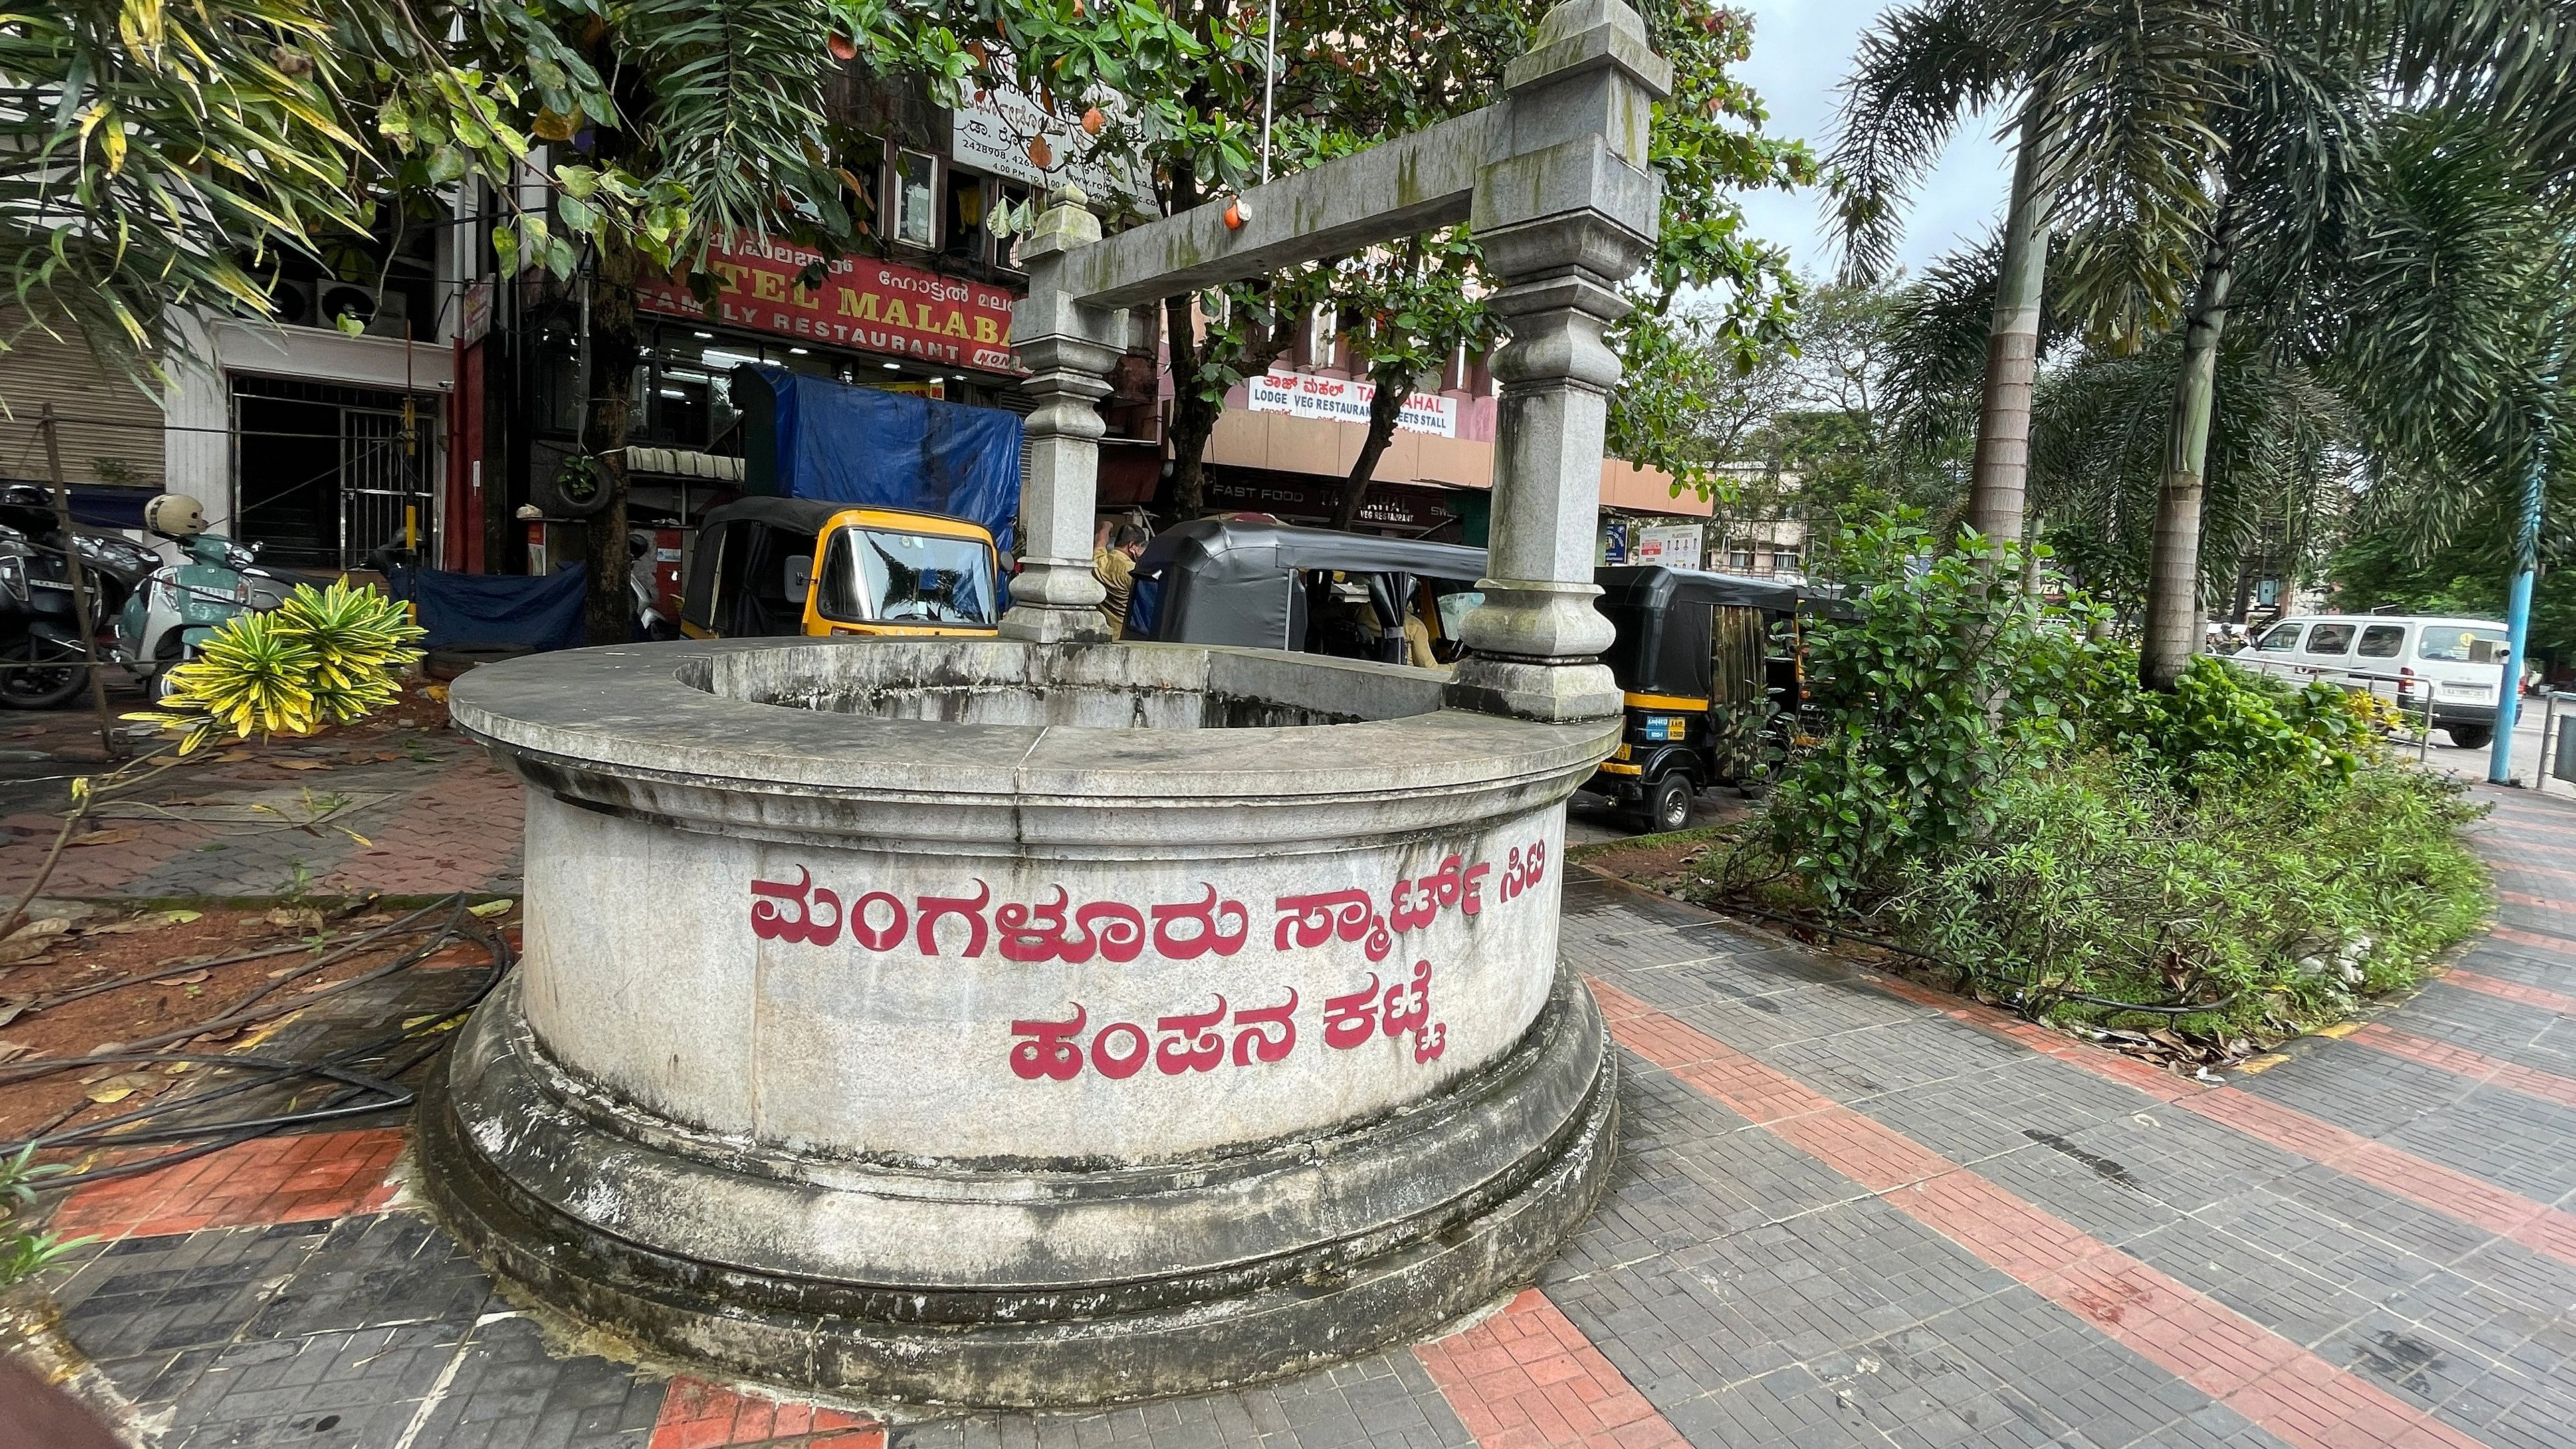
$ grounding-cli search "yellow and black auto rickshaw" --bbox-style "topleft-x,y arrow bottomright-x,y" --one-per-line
679,497 -> 1002,639
1588,565 -> 1846,832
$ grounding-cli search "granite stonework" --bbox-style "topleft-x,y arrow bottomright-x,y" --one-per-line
425,0 -> 1663,1408
999,0 -> 1668,726
426,639 -> 1620,1406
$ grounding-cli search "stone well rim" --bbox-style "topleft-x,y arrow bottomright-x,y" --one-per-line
448,637 -> 1618,802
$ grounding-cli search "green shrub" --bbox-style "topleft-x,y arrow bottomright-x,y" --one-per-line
1879,750 -> 2486,1036
2077,651 -> 2367,798
1687,515 -> 2490,1048
1764,516 -> 2104,903
130,580 -> 424,753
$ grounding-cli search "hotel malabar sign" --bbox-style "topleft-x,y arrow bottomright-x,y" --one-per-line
638,236 -> 1021,374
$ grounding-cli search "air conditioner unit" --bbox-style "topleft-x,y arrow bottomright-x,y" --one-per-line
264,277 -> 316,328
317,282 -> 379,332
316,283 -> 411,337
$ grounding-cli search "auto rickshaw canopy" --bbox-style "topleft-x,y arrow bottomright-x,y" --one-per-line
1128,518 -> 1487,653
681,497 -> 1000,639
1592,565 -> 1848,707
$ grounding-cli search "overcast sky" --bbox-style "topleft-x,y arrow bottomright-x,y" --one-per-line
1727,0 -> 2011,282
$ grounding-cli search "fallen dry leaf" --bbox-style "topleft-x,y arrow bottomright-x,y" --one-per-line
467,898 -> 514,919
0,1005 -> 21,1030
86,913 -> 180,935
68,828 -> 142,847
4,917 -> 70,943
264,907 -> 325,931
0,1040 -> 31,1064
85,1072 -> 158,1104
0,937 -> 54,967
274,760 -> 332,772
158,969 -> 209,985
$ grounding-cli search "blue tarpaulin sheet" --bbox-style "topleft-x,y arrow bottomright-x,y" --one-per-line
390,564 -> 588,651
740,366 -> 1023,558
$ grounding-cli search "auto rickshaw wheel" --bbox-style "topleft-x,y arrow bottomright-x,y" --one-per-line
1637,771 -> 1693,834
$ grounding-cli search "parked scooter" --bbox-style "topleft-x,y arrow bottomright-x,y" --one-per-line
116,494 -> 276,704
0,486 -> 156,709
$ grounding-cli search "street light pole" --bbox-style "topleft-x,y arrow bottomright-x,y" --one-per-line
2492,348 -> 2561,784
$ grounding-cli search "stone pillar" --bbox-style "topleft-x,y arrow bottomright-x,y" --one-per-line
1451,0 -> 1669,722
1000,192 -> 1127,644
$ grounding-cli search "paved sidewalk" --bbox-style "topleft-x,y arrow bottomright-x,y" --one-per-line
21,781 -> 2576,1448
0,711 -> 523,903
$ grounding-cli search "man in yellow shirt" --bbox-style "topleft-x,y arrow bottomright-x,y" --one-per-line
1092,523 -> 1148,638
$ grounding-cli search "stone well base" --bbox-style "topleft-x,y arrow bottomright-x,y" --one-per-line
419,968 -> 1616,1409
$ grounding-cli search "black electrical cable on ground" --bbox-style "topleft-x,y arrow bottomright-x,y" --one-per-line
1719,900 -> 2244,1020
3,897 -> 511,1190
0,897 -> 463,1085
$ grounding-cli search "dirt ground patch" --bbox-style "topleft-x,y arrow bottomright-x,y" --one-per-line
1568,825 -> 1733,896
0,899 -> 513,1155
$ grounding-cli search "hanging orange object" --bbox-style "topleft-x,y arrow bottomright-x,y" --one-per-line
1029,136 -> 1055,169
1223,199 -> 1248,230
1082,106 -> 1106,135
828,32 -> 858,60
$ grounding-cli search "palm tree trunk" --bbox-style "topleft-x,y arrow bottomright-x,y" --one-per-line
2141,207 -> 2239,691
1967,104 -> 2050,548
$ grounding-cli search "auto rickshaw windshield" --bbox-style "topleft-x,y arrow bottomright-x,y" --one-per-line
818,526 -> 996,627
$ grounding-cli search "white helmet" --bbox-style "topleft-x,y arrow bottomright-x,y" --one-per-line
144,493 -> 207,539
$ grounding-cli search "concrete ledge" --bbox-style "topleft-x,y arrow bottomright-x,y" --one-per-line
419,968 -> 1618,1408
449,638 -> 1618,856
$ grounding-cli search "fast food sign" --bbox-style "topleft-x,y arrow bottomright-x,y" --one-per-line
637,234 -> 1023,375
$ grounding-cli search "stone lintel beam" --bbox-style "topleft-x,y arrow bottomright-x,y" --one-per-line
1065,110 -> 1497,311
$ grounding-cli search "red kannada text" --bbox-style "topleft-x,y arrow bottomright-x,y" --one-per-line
1008,961 -> 1446,1082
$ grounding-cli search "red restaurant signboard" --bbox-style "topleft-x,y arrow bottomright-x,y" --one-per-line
636,235 -> 1022,375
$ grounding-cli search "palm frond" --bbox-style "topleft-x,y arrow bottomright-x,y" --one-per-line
1824,0 -> 2019,284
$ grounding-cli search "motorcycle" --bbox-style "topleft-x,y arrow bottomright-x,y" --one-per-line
115,494 -> 276,705
0,487 -> 157,709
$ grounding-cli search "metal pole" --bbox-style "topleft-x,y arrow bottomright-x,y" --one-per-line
2496,351 -> 2562,783
1259,0 -> 1278,183
37,405 -> 121,760
2541,691 -> 2559,794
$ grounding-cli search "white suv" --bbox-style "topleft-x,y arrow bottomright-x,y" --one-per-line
2236,613 -> 2510,748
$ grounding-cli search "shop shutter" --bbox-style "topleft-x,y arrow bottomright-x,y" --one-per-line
0,314 -> 167,491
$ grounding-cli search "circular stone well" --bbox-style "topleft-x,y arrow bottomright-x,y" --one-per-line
423,638 -> 1621,1408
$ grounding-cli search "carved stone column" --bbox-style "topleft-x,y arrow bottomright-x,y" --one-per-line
1451,0 -> 1668,722
1000,193 -> 1128,644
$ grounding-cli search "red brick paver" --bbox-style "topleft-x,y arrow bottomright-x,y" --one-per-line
2486,923 -> 2576,954
2183,1089 -> 2576,1265
0,808 -> 219,897
318,757 -> 522,895
2441,967 -> 2576,1014
1858,960 -> 2576,1268
2350,1023 -> 2576,1111
1414,1290 -> 1685,1449
51,1127 -> 403,1241
646,1377 -> 879,1449
1586,978 -> 2489,1449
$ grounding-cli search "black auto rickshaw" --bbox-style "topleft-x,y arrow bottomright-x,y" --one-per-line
1588,565 -> 1848,831
679,497 -> 1002,640
1125,518 -> 1486,666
